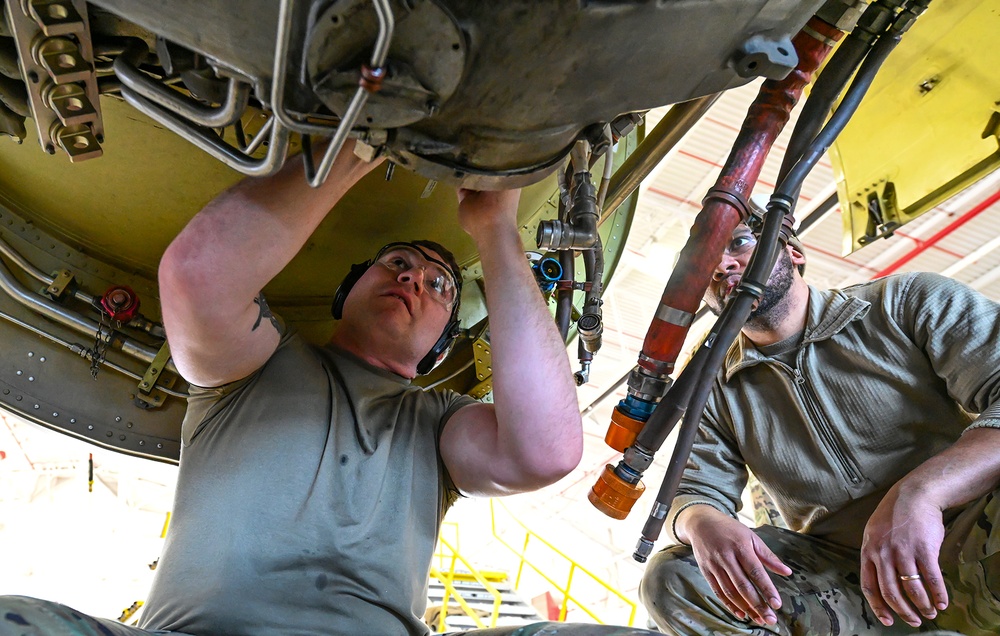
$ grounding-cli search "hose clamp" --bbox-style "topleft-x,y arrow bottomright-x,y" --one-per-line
654,305 -> 694,327
703,186 -> 751,221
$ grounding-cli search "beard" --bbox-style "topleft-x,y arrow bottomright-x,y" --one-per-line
706,249 -> 796,331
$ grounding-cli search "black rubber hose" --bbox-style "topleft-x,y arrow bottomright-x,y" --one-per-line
638,194 -> 789,551
777,0 -> 900,190
777,23 -> 904,199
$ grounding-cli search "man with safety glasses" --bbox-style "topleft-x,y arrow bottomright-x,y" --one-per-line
639,218 -> 1000,636
143,143 -> 591,636
0,141 -> 596,636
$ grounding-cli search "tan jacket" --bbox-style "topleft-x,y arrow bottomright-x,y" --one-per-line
669,272 -> 1000,549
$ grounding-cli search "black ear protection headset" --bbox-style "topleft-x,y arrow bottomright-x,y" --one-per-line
332,242 -> 463,375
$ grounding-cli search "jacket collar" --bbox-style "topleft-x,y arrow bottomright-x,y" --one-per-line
722,286 -> 871,380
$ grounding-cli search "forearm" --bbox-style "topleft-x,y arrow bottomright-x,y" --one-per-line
470,222 -> 583,478
162,145 -> 374,311
896,427 -> 1000,510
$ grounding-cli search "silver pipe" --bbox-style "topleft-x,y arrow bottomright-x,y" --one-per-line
308,86 -> 369,187
0,235 -> 97,306
122,86 -> 289,177
271,0 -> 340,136
271,0 -> 395,170
0,255 -> 176,373
305,0 -> 395,188
114,39 -> 251,129
0,308 -> 187,398
370,0 -> 395,67
244,116 -> 273,155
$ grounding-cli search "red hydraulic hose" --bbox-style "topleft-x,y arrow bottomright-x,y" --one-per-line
637,16 -> 844,375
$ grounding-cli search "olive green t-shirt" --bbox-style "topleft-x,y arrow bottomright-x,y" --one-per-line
140,331 -> 476,636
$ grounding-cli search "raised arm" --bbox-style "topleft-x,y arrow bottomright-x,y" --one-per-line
439,189 -> 583,497
158,142 -> 381,387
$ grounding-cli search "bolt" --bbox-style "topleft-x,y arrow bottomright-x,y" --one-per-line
28,352 -> 34,357
40,357 -> 45,362
16,370 -> 22,375
44,144 -> 55,155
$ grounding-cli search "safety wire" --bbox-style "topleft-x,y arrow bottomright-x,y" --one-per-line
632,0 -> 926,560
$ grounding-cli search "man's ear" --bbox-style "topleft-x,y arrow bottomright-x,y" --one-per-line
787,243 -> 806,269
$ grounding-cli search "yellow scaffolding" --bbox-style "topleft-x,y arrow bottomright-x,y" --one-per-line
489,499 -> 637,626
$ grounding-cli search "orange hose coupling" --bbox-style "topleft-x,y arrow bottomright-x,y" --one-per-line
605,407 -> 645,452
588,464 -> 645,520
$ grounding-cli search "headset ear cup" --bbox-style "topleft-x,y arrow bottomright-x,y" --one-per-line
416,319 -> 461,376
332,262 -> 371,319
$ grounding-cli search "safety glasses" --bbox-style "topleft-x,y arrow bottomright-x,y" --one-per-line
373,243 -> 459,309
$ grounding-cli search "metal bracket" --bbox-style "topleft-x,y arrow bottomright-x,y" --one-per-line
469,336 -> 492,400
859,181 -> 902,245
4,0 -> 103,160
135,341 -> 172,409
44,268 -> 74,299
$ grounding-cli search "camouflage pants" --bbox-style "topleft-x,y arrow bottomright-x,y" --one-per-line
0,596 -> 659,636
639,491 -> 1000,636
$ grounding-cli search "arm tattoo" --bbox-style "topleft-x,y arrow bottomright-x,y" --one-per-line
252,293 -> 281,333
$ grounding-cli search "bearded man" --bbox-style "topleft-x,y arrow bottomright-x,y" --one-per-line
639,223 -> 1000,636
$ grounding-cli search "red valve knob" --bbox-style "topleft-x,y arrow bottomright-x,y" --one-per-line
100,285 -> 140,322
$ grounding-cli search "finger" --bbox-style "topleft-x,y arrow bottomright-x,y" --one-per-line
705,571 -> 747,621
896,564 -> 935,621
861,559 -> 894,627
751,536 -> 792,607
736,547 -> 782,616
916,547 -> 949,612
874,561 -> 922,627
719,559 -> 776,626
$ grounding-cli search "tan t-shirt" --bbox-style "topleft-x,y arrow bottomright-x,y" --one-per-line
140,331 -> 476,636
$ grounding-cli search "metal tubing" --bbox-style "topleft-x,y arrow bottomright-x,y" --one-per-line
121,86 -> 290,177
271,0 -> 394,137
0,308 -> 187,397
0,234 -> 97,306
303,0 -> 395,187
600,94 -> 720,225
0,255 -> 175,372
114,39 -> 250,128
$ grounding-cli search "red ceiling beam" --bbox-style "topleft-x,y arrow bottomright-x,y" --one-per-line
874,188 -> 1000,279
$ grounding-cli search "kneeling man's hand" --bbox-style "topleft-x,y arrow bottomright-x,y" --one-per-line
861,485 -> 948,629
681,505 -> 792,626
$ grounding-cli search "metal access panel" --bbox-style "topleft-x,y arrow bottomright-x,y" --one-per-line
827,0 -> 1000,254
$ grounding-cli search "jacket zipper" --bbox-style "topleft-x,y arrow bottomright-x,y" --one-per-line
788,365 -> 863,485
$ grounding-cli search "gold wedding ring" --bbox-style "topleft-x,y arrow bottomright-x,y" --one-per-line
899,573 -> 922,581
